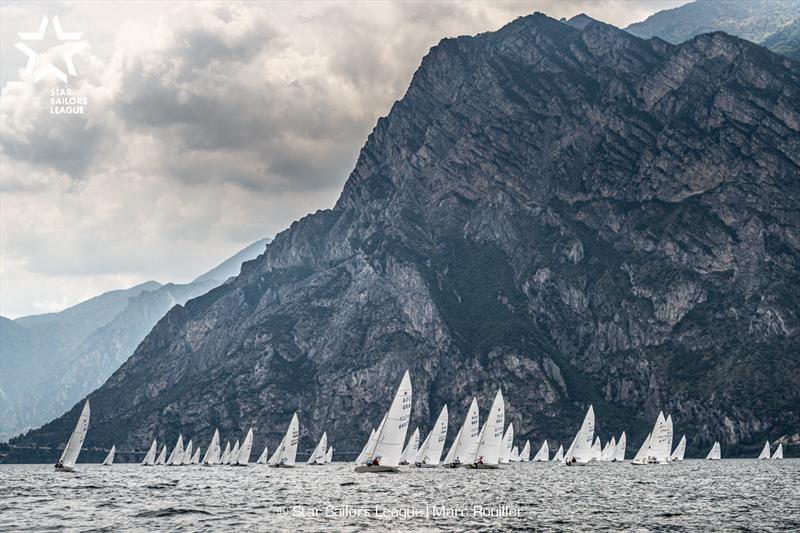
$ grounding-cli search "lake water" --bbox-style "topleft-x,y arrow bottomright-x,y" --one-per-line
1,460 -> 797,531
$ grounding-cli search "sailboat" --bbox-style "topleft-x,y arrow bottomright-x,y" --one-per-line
202,429 -> 221,465
220,441 -> 231,464
268,413 -> 300,468
182,440 -> 194,465
519,440 -> 531,462
141,439 -> 158,466
631,433 -> 651,465
510,446 -> 520,462
442,397 -> 479,468
191,447 -> 201,464
55,400 -> 90,472
354,428 -> 376,466
234,428 -> 254,466
413,405 -> 448,467
227,440 -> 240,465
758,441 -> 770,459
564,405 -> 594,465
355,370 -> 413,473
633,412 -> 672,465
399,427 -> 420,465
102,445 -> 116,466
601,437 -> 616,462
613,432 -> 626,462
166,434 -> 184,466
533,440 -> 549,462
256,445 -> 269,464
706,441 -> 721,460
670,435 -> 686,461
155,445 -> 168,465
466,389 -> 505,469
552,444 -> 564,462
307,432 -> 328,465
499,423 -> 514,464
590,437 -> 602,461
771,443 -> 783,460
324,446 -> 334,463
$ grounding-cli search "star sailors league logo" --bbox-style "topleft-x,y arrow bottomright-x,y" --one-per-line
14,15 -> 87,83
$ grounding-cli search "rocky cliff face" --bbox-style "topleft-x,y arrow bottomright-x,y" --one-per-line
8,13 -> 799,460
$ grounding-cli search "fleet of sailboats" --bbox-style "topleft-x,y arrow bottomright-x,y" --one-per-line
49,374 -> 792,471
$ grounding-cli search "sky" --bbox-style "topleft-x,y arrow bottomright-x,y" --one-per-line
0,0 -> 689,318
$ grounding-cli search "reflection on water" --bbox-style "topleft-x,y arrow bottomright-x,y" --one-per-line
1,460 -> 798,531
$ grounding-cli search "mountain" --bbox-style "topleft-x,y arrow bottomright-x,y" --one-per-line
7,12 -> 799,463
0,239 -> 270,440
626,0 -> 800,60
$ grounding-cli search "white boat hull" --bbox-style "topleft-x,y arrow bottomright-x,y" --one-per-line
354,465 -> 399,473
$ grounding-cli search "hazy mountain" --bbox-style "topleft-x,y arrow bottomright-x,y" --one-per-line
626,0 -> 800,60
1,239 -> 269,440
7,12 -> 799,462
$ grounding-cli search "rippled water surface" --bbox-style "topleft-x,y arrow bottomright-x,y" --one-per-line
1,460 -> 798,531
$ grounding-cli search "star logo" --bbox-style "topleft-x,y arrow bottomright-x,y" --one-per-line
14,15 -> 87,83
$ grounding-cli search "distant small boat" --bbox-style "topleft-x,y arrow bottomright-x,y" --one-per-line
355,371 -> 412,473
228,440 -> 240,465
202,429 -> 221,465
670,435 -> 686,461
758,440 -> 770,460
234,428 -> 254,466
102,445 -> 116,466
141,439 -> 158,466
532,440 -> 549,462
771,443 -> 783,460
399,427 -> 420,465
519,440 -> 531,462
182,440 -> 194,465
307,432 -> 328,465
155,445 -> 167,465
256,444 -> 269,464
551,444 -> 564,462
499,423 -> 514,464
442,397 -> 479,468
220,441 -> 231,464
324,446 -> 333,463
706,441 -> 721,460
166,434 -> 184,466
413,405 -> 448,467
465,389 -> 504,469
613,432 -> 626,462
268,413 -> 300,468
55,400 -> 90,472
564,405 -> 594,465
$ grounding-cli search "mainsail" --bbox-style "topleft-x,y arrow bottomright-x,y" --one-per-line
552,444 -> 564,462
533,440 -> 549,462
358,371 -> 412,468
354,427 -> 377,465
141,439 -> 158,466
307,432 -> 328,465
758,441 -> 771,460
256,445 -> 269,464
324,446 -> 334,463
443,397 -> 479,465
191,447 -> 201,464
228,440 -> 240,465
499,423 -> 514,464
519,440 -> 531,462
57,400 -> 91,470
203,429 -> 221,465
399,427 -> 420,464
235,428 -> 254,465
268,413 -> 300,466
220,441 -> 231,464
413,405 -> 448,466
182,440 -> 194,465
706,441 -> 721,460
155,445 -> 167,465
510,446 -> 520,462
632,433 -> 651,465
771,443 -> 783,460
166,434 -> 184,466
670,435 -> 686,461
613,432 -> 626,462
102,445 -> 115,466
565,405 -> 595,464
468,389 -> 505,466
647,413 -> 673,464
591,437 -> 602,461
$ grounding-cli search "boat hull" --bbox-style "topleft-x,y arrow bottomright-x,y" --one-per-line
268,464 -> 295,468
55,465 -> 75,473
354,465 -> 399,473
412,463 -> 439,468
467,463 -> 499,469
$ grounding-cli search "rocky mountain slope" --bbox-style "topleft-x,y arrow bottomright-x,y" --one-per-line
1,239 -> 269,440
627,0 -> 800,60
7,13 -> 799,462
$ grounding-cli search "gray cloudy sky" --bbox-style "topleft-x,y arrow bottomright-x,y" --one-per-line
0,0 -> 687,318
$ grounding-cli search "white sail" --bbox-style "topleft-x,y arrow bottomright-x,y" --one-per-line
499,423 -> 514,464
706,441 -> 721,460
166,434 -> 184,466
552,444 -> 564,462
647,412 -> 672,464
533,440 -> 549,462
443,397 -> 479,465
758,440 -> 770,460
325,446 -> 334,463
510,446 -> 520,462
203,429 -> 221,465
565,405 -> 595,464
366,371 -> 413,467
469,389 -> 505,466
142,439 -> 158,466
520,440 -> 531,462
399,427 -> 420,464
57,400 -> 91,470
601,437 -> 616,462
355,428 -> 377,465
228,440 -> 240,465
191,447 -> 201,464
256,445 -> 269,464
102,445 -> 116,466
182,440 -> 193,465
613,432 -> 627,461
268,413 -> 300,466
414,405 -> 448,466
307,432 -> 328,465
670,435 -> 686,461
771,443 -> 783,460
591,437 -> 602,461
220,441 -> 231,464
155,445 -> 167,465
236,428 -> 254,465
632,433 -> 651,464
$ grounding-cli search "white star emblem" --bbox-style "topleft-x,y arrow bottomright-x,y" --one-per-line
14,15 -> 87,83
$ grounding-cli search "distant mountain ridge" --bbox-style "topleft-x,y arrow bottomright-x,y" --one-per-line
626,0 -> 800,60
0,239 -> 270,440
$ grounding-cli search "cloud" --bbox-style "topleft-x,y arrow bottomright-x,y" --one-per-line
0,0 -> 689,317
